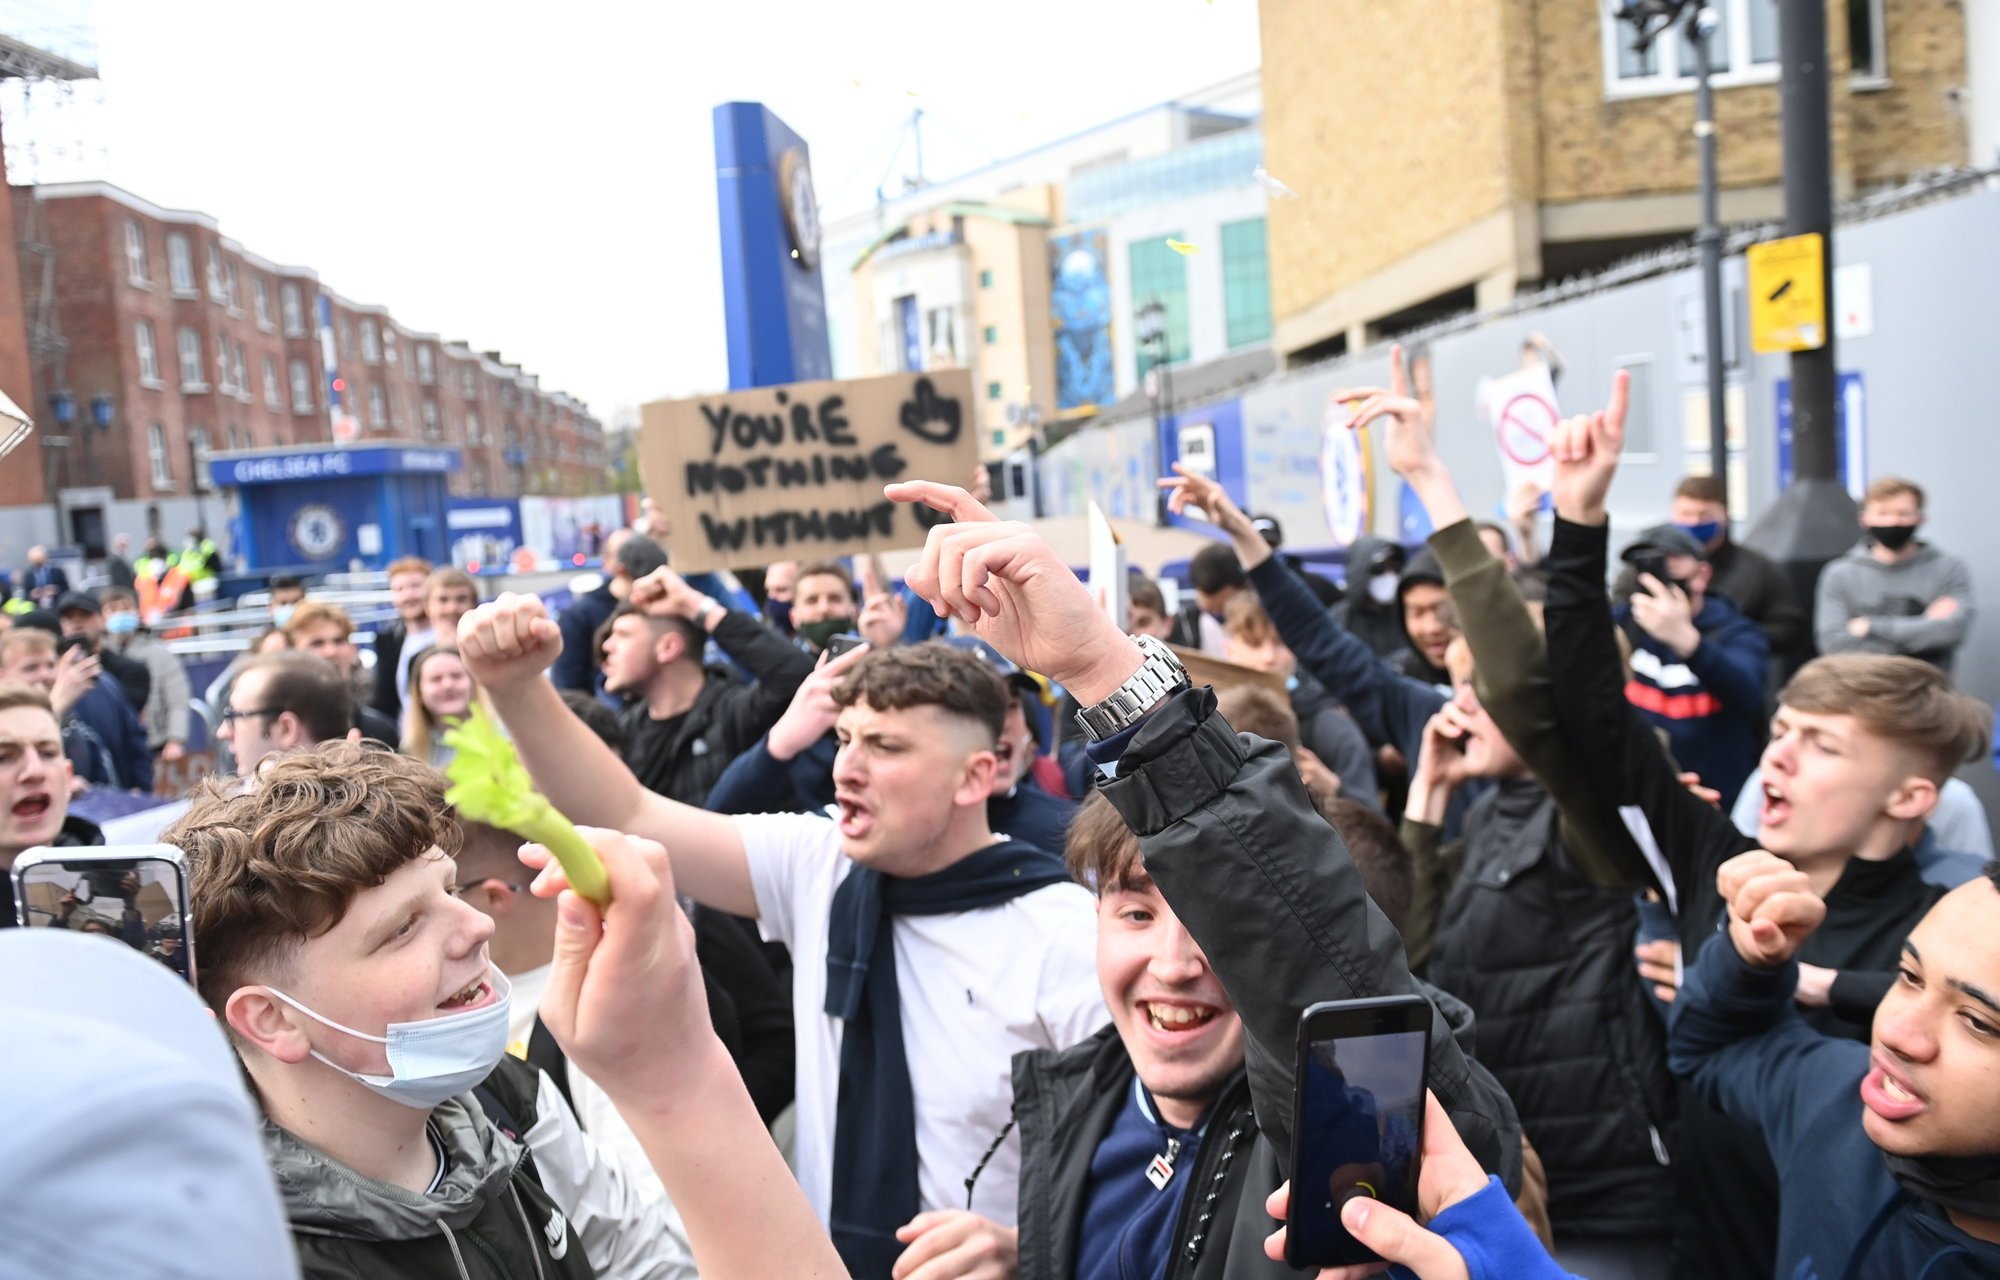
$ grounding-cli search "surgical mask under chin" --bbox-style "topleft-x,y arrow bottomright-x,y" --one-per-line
1867,523 -> 1918,552
799,616 -> 854,650
1676,520 -> 1723,547
1368,572 -> 1400,606
263,967 -> 511,1110
271,603 -> 297,628
104,612 -> 140,635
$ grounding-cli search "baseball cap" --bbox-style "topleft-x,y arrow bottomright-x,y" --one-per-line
1249,514 -> 1284,548
1620,523 -> 1708,564
0,930 -> 300,1279
54,590 -> 100,617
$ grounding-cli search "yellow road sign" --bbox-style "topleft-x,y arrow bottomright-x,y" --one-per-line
1747,233 -> 1827,354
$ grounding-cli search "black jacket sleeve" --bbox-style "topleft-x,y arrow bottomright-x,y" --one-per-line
1544,517 -> 1748,921
370,619 -> 405,719
1098,686 -> 1522,1189
705,611 -> 816,754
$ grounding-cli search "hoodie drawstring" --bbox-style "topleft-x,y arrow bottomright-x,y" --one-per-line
438,1219 -> 473,1280
507,1182 -> 550,1280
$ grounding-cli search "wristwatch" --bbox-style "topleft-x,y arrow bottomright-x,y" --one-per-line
692,597 -> 722,626
1075,634 -> 1191,742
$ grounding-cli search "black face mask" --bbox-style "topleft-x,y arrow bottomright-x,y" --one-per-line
799,616 -> 855,650
1884,1149 -> 2000,1221
1867,524 -> 1919,552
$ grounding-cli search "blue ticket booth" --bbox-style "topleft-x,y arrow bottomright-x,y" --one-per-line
209,444 -> 461,573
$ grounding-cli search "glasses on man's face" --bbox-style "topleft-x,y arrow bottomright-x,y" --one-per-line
219,706 -> 281,726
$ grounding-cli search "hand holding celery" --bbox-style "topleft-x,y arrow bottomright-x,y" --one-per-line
444,706 -> 611,906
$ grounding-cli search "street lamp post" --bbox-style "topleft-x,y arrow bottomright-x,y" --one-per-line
1136,299 -> 1169,523
45,388 -> 76,543
1612,0 -> 1730,508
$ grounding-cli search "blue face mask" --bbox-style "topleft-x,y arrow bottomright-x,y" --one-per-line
104,611 -> 140,635
271,603 -> 297,628
263,967 -> 512,1110
1676,521 -> 1723,547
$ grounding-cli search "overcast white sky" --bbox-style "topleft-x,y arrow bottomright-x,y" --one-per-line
0,0 -> 1261,421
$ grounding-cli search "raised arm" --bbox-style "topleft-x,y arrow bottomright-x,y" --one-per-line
457,593 -> 759,917
1162,463 -> 1444,754
1543,376 -> 1728,905
1355,345 -> 1642,889
530,831 -> 845,1280
886,479 -> 1524,1190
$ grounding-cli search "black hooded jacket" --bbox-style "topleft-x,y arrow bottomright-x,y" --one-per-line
1003,688 -> 1523,1280
1327,536 -> 1406,660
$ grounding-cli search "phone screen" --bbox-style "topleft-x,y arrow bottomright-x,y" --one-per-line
14,853 -> 196,985
1287,1010 -> 1428,1268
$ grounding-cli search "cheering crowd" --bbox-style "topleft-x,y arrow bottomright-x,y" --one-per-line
1,348 -> 1997,1280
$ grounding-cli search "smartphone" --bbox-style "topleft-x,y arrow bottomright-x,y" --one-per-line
826,633 -> 869,660
12,844 -> 197,986
1629,550 -> 1677,592
1285,995 -> 1432,1269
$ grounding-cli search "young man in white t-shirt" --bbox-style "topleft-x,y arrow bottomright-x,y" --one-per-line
460,582 -> 1106,1279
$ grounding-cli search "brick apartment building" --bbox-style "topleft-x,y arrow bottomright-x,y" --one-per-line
14,180 -> 605,513
1259,0 -> 1988,363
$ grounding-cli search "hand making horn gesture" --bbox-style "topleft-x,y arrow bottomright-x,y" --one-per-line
884,481 -> 1145,705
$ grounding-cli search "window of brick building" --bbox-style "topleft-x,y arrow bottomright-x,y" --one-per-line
367,383 -> 387,428
124,221 -> 149,285
178,327 -> 206,389
205,244 -> 225,303
416,344 -> 435,384
167,234 -> 195,295
1849,0 -> 1886,83
1601,0 -> 1779,95
422,399 -> 441,439
253,278 -> 272,330
263,356 -> 281,410
289,358 -> 314,413
148,423 -> 171,489
465,408 -> 482,444
360,319 -> 381,364
280,282 -> 306,336
189,428 -> 213,492
135,321 -> 160,385
223,258 -> 241,311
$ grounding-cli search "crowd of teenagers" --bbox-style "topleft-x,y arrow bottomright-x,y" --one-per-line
2,348 -> 1998,1280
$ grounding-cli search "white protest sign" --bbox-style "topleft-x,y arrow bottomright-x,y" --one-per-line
1087,500 -> 1128,630
1477,363 -> 1560,497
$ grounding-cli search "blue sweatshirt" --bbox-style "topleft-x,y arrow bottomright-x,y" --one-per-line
1615,592 -> 1769,811
1669,935 -> 2000,1279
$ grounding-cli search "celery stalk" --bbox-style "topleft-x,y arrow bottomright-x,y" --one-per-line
442,706 -> 610,906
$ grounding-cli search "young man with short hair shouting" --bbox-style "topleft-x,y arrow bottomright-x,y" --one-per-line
1543,378 -> 1993,1280
459,605 -> 1106,1279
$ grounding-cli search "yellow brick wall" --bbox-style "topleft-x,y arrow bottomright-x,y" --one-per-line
1849,0 -> 1970,182
1534,0 -> 1805,201
1260,0 -> 1522,325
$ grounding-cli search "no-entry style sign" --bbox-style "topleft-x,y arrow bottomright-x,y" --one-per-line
1479,364 -> 1561,497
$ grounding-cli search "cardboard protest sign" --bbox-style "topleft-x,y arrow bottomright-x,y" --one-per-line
638,368 -> 978,573
1169,645 -> 1287,699
1087,500 -> 1128,630
1476,363 -> 1560,498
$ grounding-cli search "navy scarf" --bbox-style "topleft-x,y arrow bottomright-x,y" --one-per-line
824,839 -> 1069,1279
